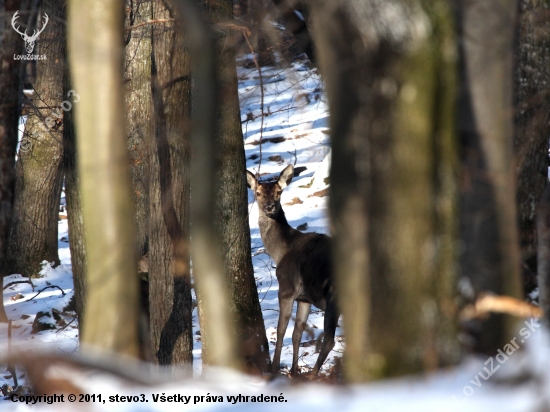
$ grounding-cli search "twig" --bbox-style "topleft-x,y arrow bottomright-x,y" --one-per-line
3,280 -> 35,291
287,149 -> 297,166
56,316 -> 77,334
124,18 -> 175,32
242,29 -> 265,175
28,285 -> 66,301
460,293 -> 543,321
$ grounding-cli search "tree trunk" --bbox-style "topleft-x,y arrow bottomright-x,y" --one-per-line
514,0 -> 550,294
125,0 -> 152,260
63,58 -> 87,327
198,0 -> 271,374
458,0 -> 523,354
312,0 -> 459,381
124,0 -> 154,361
216,26 -> 272,375
0,0 -> 22,321
148,0 -> 193,368
537,185 -> 550,324
272,0 -> 315,63
173,0 -> 239,370
8,0 -> 64,278
68,0 -> 140,357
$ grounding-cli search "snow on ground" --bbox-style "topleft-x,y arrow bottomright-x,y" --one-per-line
0,53 -> 338,396
0,54 -> 547,410
0,218 -> 78,369
238,54 -> 342,374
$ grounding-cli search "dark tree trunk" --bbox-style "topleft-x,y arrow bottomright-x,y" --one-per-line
63,58 -> 87,326
312,0 -> 459,381
8,0 -> 64,278
148,0 -> 193,368
457,0 -> 523,354
514,0 -> 550,294
125,0 -> 151,261
124,0 -> 154,361
0,0 -> 23,321
173,0 -> 239,370
208,0 -> 271,375
272,0 -> 315,63
537,185 -> 550,323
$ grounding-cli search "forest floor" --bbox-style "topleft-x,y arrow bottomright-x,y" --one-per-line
0,54 -> 548,411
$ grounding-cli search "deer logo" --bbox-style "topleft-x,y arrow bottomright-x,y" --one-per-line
11,11 -> 49,54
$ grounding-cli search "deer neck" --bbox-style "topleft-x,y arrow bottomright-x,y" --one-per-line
258,207 -> 298,265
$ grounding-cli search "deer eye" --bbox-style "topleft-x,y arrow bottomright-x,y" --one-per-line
277,191 -> 282,195
256,192 -> 261,197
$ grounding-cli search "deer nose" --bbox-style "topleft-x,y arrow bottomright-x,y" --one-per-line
265,203 -> 276,212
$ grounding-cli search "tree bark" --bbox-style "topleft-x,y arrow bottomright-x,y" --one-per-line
200,0 -> 271,374
125,0 -> 152,260
148,0 -> 193,368
8,0 -> 64,278
124,0 -> 154,361
63,56 -> 87,327
514,0 -> 550,294
216,30 -> 272,375
537,185 -> 550,324
0,0 -> 22,321
68,0 -> 140,357
458,0 -> 524,354
173,0 -> 240,370
312,0 -> 459,381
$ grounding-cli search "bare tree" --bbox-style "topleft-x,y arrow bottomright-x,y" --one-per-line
514,0 -> 550,294
148,0 -> 193,367
173,0 -> 240,370
312,0 -> 459,381
68,0 -> 140,357
458,0 -> 523,353
125,0 -> 151,262
63,47 -> 87,326
8,0 -> 64,278
203,0 -> 272,374
0,0 -> 23,322
123,0 -> 154,361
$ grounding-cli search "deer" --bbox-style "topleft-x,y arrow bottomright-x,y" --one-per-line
246,164 -> 339,376
11,11 -> 49,54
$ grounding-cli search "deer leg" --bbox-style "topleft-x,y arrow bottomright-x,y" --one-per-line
291,301 -> 311,375
272,296 -> 295,373
312,302 -> 339,376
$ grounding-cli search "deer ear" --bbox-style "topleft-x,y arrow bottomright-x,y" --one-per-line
246,170 -> 257,190
277,164 -> 294,189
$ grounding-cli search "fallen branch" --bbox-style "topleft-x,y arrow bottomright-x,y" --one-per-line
55,316 -> 77,334
460,293 -> 543,321
28,285 -> 66,301
3,280 -> 35,291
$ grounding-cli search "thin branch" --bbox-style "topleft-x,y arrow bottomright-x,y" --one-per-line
28,285 -> 66,301
460,293 -> 543,321
3,280 -> 35,291
124,18 -> 175,32
242,29 -> 265,175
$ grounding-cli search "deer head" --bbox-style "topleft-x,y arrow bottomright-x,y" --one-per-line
246,164 -> 294,218
12,11 -> 49,54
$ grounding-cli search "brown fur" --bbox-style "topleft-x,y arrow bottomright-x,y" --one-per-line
247,165 -> 338,375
